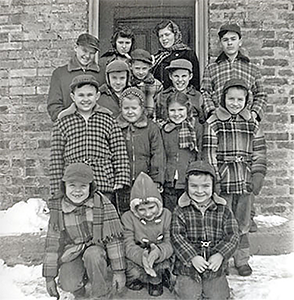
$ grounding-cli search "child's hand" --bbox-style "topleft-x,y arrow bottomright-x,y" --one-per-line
46,277 -> 60,299
114,183 -> 123,191
142,250 -> 157,277
112,271 -> 126,295
207,253 -> 223,272
191,255 -> 209,273
147,244 -> 161,268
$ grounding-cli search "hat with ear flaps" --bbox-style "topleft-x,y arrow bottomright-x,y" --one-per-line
130,172 -> 163,219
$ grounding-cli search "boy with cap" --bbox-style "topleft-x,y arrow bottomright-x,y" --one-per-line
201,23 -> 267,122
202,78 -> 267,276
49,74 -> 130,211
47,33 -> 101,122
171,160 -> 239,300
129,49 -> 163,118
121,172 -> 174,297
43,162 -> 126,299
155,58 -> 205,126
98,60 -> 130,118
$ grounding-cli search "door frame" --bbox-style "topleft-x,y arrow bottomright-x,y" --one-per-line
89,0 -> 208,78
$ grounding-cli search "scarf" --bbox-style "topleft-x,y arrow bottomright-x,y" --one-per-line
164,117 -> 198,152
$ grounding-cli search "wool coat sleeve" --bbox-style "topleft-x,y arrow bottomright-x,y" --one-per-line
252,126 -> 267,176
50,121 -> 66,196
108,120 -> 131,187
106,237 -> 126,271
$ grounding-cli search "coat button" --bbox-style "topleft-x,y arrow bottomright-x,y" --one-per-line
175,53 -> 179,57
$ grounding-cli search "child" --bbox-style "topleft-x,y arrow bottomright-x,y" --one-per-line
203,78 -> 267,276
129,49 -> 163,118
43,163 -> 126,299
49,74 -> 130,211
116,87 -> 165,213
155,58 -> 205,125
161,92 -> 203,212
201,23 -> 267,122
98,60 -> 130,118
47,33 -> 100,122
121,172 -> 174,297
171,160 -> 239,300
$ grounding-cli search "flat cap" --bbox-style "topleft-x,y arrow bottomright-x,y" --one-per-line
76,33 -> 100,51
70,74 -> 99,91
165,59 -> 193,73
131,49 -> 153,65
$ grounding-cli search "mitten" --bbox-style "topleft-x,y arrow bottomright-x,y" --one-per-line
46,278 -> 60,299
147,244 -> 161,268
112,271 -> 126,294
252,173 -> 264,195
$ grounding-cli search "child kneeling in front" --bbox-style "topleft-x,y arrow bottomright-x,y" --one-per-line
171,161 -> 239,300
121,172 -> 174,297
43,163 -> 126,299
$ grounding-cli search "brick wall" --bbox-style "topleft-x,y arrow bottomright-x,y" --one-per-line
209,0 -> 294,215
0,0 -> 293,215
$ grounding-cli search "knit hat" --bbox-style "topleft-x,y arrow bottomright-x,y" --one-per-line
221,78 -> 249,107
165,59 -> 193,73
186,161 -> 216,180
106,60 -> 129,74
76,33 -> 100,51
218,23 -> 241,39
70,75 -> 99,92
131,49 -> 153,65
120,87 -> 145,106
130,172 -> 163,219
62,163 -> 94,184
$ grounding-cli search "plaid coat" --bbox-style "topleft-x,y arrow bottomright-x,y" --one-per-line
171,192 -> 239,280
43,192 -> 125,279
50,104 -> 130,198
201,51 -> 267,121
202,107 -> 267,194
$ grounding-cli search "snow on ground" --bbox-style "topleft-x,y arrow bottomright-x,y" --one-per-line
0,199 -> 293,299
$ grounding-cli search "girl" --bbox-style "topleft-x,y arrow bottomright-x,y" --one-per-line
161,92 -> 203,212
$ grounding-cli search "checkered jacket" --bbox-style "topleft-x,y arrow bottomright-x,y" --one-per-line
50,104 -> 130,198
202,107 -> 267,194
171,192 -> 239,279
201,51 -> 267,121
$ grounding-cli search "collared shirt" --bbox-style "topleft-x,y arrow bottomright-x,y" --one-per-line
201,51 -> 267,121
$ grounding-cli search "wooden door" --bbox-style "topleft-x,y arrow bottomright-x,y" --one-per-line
99,0 -> 195,56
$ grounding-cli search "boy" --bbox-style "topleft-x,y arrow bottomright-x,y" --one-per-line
116,87 -> 165,213
155,58 -> 204,125
121,172 -> 174,297
171,161 -> 239,300
98,60 -> 130,118
43,163 -> 126,299
47,33 -> 100,122
202,78 -> 267,276
49,74 -> 130,210
201,23 -> 267,122
129,49 -> 163,118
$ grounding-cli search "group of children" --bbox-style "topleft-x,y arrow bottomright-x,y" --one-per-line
43,22 -> 267,299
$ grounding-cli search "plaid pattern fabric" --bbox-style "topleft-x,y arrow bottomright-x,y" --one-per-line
50,108 -> 130,196
178,119 -> 198,151
202,107 -> 267,194
171,192 -> 239,278
201,52 -> 267,120
43,193 -> 126,278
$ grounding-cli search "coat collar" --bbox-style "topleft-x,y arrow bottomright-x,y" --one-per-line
215,106 -> 252,121
116,113 -> 148,129
68,55 -> 100,72
215,51 -> 250,64
58,102 -> 113,119
178,192 -> 227,209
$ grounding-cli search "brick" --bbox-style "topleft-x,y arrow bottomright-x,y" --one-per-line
264,78 -> 288,86
278,69 -> 294,76
263,59 -> 289,67
10,86 -> 36,95
262,40 -> 289,49
0,42 -> 22,50
10,68 -> 37,77
0,24 -> 22,32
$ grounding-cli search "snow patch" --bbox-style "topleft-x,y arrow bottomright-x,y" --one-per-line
254,215 -> 288,228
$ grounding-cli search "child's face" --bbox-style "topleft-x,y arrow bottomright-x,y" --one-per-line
116,36 -> 132,55
71,84 -> 99,114
168,101 -> 188,124
225,87 -> 247,115
131,60 -> 151,80
136,202 -> 159,221
220,31 -> 242,59
158,26 -> 175,49
169,69 -> 193,92
121,97 -> 144,123
108,71 -> 127,94
188,174 -> 213,205
65,181 -> 90,204
75,45 -> 96,67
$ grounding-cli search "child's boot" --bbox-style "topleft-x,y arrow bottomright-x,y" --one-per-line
148,281 -> 163,297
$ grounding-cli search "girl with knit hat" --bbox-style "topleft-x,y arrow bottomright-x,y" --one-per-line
161,92 -> 203,212
116,87 -> 165,214
121,172 -> 174,297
